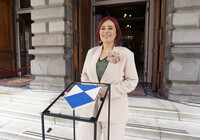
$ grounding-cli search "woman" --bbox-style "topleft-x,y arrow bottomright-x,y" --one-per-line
77,16 -> 138,140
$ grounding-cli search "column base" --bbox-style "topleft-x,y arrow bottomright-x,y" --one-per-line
29,76 -> 67,92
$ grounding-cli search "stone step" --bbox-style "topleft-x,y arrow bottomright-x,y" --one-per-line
1,87 -> 200,126
1,87 -> 200,124
2,87 -> 200,124
1,87 -> 200,139
0,116 -> 72,140
0,87 -> 61,106
1,100 -> 200,140
128,97 -> 200,123
126,115 -> 200,140
0,116 -> 146,140
1,113 -> 200,140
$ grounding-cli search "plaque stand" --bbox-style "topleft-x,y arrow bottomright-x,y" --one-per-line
41,82 -> 111,140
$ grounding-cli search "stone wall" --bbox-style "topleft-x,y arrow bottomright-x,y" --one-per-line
29,0 -> 73,91
164,0 -> 200,102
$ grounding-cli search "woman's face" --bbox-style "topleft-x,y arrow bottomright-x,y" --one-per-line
99,20 -> 116,45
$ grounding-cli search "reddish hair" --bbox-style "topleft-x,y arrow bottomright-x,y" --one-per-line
96,16 -> 122,46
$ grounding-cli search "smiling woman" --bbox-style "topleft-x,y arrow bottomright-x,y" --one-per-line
97,16 -> 122,47
99,20 -> 117,60
76,16 -> 138,140
96,17 -> 123,62
99,20 -> 116,46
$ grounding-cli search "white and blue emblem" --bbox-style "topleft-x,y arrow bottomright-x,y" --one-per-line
64,84 -> 101,109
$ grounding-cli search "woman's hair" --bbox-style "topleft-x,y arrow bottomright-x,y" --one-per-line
96,16 -> 122,46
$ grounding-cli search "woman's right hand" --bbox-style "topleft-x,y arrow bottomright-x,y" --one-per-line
98,86 -> 107,98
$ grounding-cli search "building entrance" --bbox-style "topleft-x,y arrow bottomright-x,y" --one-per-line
74,0 -> 165,95
91,1 -> 154,95
95,3 -> 146,81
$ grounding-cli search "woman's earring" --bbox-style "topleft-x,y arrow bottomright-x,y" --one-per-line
99,40 -> 102,44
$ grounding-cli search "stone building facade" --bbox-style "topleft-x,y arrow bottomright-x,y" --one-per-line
29,0 -> 200,103
29,0 -> 73,91
164,0 -> 200,103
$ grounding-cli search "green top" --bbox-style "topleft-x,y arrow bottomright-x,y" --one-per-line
96,57 -> 109,82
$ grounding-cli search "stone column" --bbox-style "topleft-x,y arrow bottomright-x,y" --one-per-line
29,0 -> 73,91
164,0 -> 200,102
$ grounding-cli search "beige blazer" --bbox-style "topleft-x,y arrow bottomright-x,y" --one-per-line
81,46 -> 138,123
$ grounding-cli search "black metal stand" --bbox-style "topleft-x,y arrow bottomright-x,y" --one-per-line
73,109 -> 76,140
41,82 -> 110,140
108,84 -> 110,140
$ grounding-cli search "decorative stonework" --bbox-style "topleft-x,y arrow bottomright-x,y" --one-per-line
29,0 -> 73,91
164,0 -> 200,103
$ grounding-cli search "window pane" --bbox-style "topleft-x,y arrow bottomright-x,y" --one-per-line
20,0 -> 31,9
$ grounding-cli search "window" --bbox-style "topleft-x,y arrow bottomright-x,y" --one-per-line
19,0 -> 31,10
